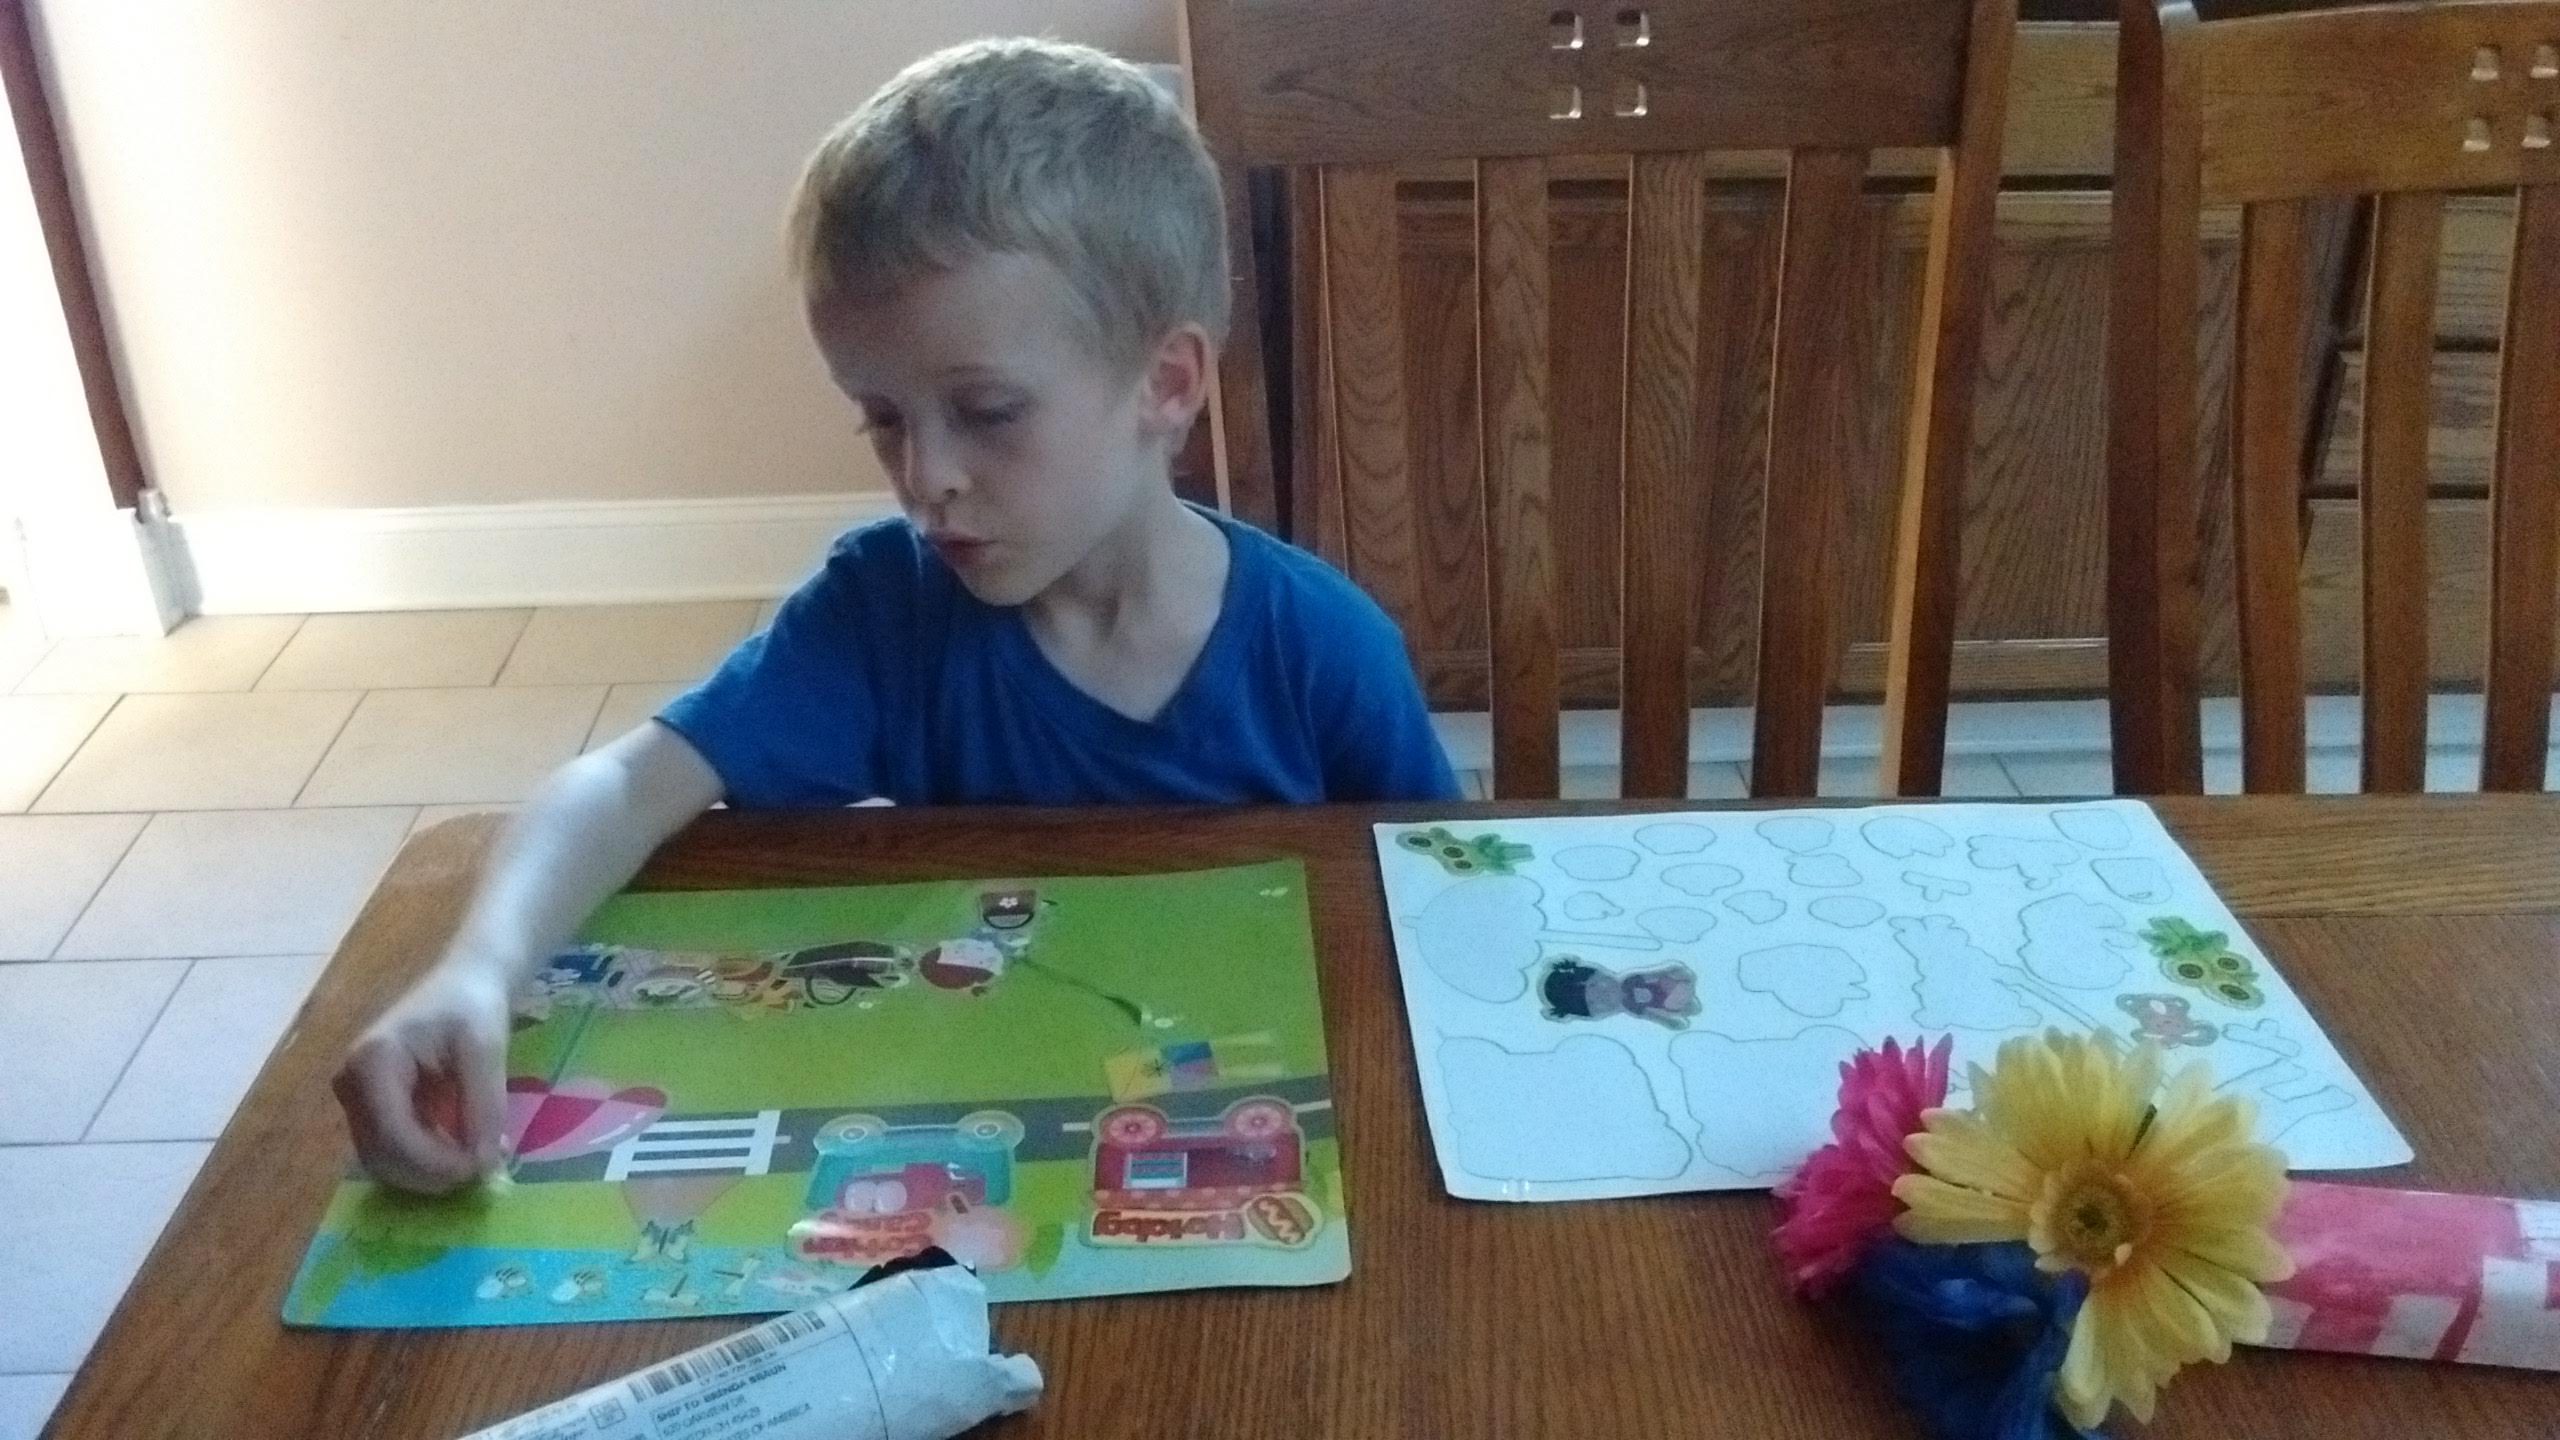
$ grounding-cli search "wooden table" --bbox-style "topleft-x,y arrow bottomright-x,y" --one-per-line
47,798 -> 2560,1438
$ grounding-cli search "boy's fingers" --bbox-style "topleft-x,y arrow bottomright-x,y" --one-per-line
452,1026 -> 510,1171
340,1041 -> 477,1191
343,1103 -> 467,1196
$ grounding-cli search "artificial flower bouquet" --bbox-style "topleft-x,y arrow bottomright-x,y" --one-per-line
1772,1032 -> 2293,1437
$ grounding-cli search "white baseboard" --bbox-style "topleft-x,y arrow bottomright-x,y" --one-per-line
1433,693 -> 2518,771
174,493 -> 901,613
13,502 -> 188,637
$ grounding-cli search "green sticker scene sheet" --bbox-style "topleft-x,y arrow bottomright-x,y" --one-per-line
284,860 -> 1347,1328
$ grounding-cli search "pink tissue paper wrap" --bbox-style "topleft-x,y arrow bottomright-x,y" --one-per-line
2254,1180 -> 2560,1371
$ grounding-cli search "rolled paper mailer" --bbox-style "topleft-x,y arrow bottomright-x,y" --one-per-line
458,1248 -> 1043,1439
2253,1181 -> 2560,1371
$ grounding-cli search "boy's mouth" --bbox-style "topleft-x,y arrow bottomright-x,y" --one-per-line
928,533 -> 992,567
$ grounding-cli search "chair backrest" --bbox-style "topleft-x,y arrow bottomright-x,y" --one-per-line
2109,0 -> 2560,794
1183,0 -> 2019,799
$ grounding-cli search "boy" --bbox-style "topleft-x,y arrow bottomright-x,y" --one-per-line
334,38 -> 1457,1194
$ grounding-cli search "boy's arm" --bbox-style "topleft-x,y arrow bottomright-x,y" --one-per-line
332,721 -> 722,1194
1315,603 -> 1464,803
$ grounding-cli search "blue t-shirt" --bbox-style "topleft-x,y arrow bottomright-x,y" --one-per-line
658,510 -> 1460,806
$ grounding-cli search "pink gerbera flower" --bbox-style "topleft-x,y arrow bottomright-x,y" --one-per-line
1772,1035 -> 1953,1297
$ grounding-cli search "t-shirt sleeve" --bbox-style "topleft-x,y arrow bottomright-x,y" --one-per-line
655,536 -> 894,809
1306,584 -> 1462,803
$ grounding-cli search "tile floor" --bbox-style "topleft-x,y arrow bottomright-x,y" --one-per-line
0,597 -> 2539,1436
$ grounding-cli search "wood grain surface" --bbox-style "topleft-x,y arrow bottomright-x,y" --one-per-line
2357,191 -> 2445,793
1617,152 -> 1712,799
1475,156 -> 1563,799
1753,147 -> 1873,797
2231,198 -> 2313,793
47,798 -> 2560,1439
2194,0 -> 2560,205
1180,0 -> 1977,166
1881,0 -> 2018,798
2480,183 -> 2560,790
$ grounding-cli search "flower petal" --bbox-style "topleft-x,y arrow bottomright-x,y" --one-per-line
2169,1224 -> 2297,1285
2056,1300 -> 2116,1429
1892,1175 -> 2030,1244
1906,1113 -> 2041,1200
2156,1247 -> 2274,1352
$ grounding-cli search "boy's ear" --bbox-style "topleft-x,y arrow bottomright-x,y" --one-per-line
1137,323 -> 1215,440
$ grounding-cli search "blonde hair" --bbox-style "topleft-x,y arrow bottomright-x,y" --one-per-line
787,38 -> 1229,370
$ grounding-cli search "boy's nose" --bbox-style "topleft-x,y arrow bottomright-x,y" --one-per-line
899,433 -> 968,505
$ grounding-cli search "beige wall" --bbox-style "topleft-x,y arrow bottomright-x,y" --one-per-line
0,74 -> 114,528
34,0 -> 1179,514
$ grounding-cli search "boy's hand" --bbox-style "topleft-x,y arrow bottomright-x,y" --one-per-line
332,961 -> 515,1194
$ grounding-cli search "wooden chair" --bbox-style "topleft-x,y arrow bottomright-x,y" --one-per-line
1182,0 -> 2018,799
2109,0 -> 2560,794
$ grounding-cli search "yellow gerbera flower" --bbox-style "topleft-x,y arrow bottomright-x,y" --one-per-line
1890,1030 -> 2295,1429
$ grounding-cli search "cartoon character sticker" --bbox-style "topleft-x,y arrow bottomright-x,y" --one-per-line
474,1264 -> 531,1301
1396,827 -> 1533,877
2117,992 -> 2221,1048
2141,917 -> 2266,1009
790,1111 -> 1029,1271
547,1266 -> 607,1306
1087,1098 -> 1321,1248
918,938 -> 1008,994
980,888 -> 1038,932
778,941 -> 910,1003
1538,957 -> 1702,1030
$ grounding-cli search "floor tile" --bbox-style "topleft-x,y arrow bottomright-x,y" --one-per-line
2427,747 -> 2483,793
1819,753 -> 2020,798
0,694 -> 113,813
1999,750 -> 2117,798
2202,747 -> 2362,795
0,1374 -> 70,1440
583,681 -> 688,753
256,609 -> 531,691
13,615 -> 301,694
34,692 -> 357,812
0,813 -> 148,960
0,606 -> 45,693
1943,699 -> 2110,754
1559,765 -> 1624,800
0,1142 -> 209,1373
86,955 -> 327,1142
411,802 -> 518,837
497,602 -> 756,686
1428,712 -> 1491,772
57,808 -> 413,959
0,961 -> 188,1142
299,686 -> 604,806
1688,762 -> 1748,800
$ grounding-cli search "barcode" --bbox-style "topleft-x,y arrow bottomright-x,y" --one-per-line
627,1308 -> 829,1405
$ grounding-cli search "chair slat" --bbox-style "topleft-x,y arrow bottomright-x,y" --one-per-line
2481,183 -> 2560,791
2106,3 -> 2212,795
1209,159 -> 1279,531
2229,198 -> 2312,793
1318,165 -> 1425,635
2358,191 -> 2443,794
1291,167 -> 1348,568
1880,0 -> 2016,797
1753,146 -> 1870,798
1618,151 -> 1711,800
1475,156 -> 1560,798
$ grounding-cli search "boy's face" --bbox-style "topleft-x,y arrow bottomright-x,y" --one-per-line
807,252 -> 1199,607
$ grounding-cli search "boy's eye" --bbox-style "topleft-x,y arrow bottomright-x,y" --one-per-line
954,403 -> 1025,431
856,405 -> 904,435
